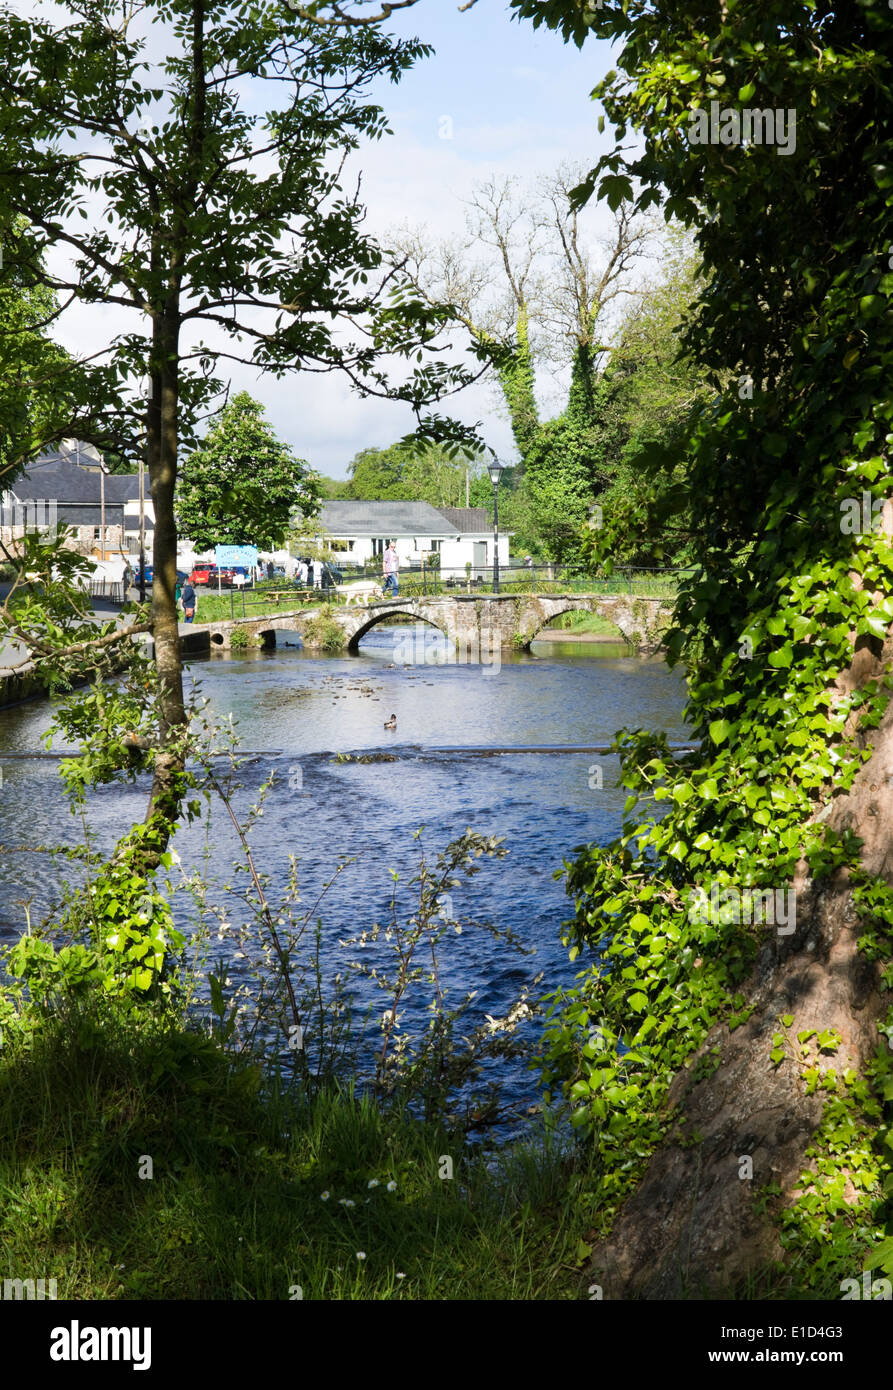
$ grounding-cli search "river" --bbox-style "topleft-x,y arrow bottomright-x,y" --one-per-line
0,624 -> 689,1130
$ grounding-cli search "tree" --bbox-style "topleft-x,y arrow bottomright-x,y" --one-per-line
520,0 -> 893,1299
345,444 -> 407,500
316,473 -> 350,499
0,1 -> 475,845
344,439 -> 486,505
395,171 -> 655,559
0,219 -> 97,489
583,239 -> 707,567
176,393 -> 319,551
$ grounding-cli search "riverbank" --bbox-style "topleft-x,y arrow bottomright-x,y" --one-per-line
535,629 -> 626,644
0,1003 -> 594,1299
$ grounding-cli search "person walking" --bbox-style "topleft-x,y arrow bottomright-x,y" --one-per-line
181,579 -> 196,624
382,540 -> 399,596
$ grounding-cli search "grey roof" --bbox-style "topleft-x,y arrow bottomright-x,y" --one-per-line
318,499 -> 460,537
105,474 -> 142,501
435,507 -> 497,534
5,455 -> 100,504
3,453 -> 141,505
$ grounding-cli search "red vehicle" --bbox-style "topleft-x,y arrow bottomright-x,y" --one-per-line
189,564 -> 236,587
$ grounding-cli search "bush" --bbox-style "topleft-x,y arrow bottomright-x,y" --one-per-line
301,613 -> 345,652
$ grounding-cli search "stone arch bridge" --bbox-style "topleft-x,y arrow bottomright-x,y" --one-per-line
188,592 -> 673,657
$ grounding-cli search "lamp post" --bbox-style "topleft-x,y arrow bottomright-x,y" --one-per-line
487,459 -> 505,593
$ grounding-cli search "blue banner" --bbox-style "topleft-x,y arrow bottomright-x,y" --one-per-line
215,544 -> 259,568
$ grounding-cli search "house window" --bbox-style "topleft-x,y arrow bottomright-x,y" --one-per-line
372,538 -> 385,556
429,539 -> 442,554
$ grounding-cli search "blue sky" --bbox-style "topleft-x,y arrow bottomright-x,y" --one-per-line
277,2 -> 619,478
40,0 -> 620,480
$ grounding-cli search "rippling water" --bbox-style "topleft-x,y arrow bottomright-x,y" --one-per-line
0,624 -> 689,1128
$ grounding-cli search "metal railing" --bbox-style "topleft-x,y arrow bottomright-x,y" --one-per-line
350,563 -> 688,598
180,564 -> 688,621
87,578 -> 124,602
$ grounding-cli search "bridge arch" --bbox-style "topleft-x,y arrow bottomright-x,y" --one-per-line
346,605 -> 450,654
522,601 -> 625,650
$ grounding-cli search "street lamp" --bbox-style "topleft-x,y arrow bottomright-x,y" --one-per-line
487,459 -> 505,593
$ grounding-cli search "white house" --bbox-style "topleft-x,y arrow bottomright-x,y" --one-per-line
309,500 -> 512,578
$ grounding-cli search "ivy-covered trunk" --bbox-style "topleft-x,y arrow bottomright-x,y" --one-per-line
494,308 -> 539,462
516,0 -> 893,1297
588,675 -> 892,1298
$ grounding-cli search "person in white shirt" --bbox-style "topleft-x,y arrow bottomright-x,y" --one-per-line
382,541 -> 399,595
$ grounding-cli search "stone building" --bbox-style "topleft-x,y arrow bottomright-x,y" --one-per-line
0,443 -> 152,560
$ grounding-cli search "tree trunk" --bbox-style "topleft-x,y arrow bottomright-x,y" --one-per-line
494,308 -> 539,462
145,311 -> 187,837
587,641 -> 892,1298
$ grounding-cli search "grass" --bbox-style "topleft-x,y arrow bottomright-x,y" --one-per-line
537,611 -> 623,637
0,1006 -> 594,1300
190,587 -> 323,623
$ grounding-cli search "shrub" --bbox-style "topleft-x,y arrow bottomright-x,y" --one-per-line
301,613 -> 345,652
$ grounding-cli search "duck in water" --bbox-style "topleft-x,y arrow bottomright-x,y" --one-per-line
384,714 -> 397,730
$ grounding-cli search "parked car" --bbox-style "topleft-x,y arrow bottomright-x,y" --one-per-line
190,564 -> 238,587
138,566 -> 189,587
